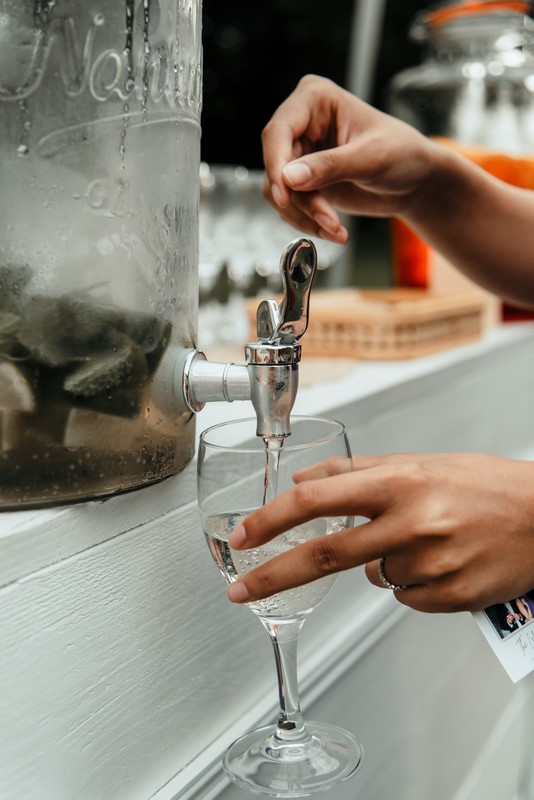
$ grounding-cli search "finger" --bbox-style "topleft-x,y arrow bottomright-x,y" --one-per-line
262,109 -> 314,209
373,560 -> 491,613
366,558 -> 395,590
273,203 -> 325,239
389,585 -> 443,613
393,580 -> 485,614
262,76 -> 342,207
365,557 -> 424,590
262,183 -> 329,238
228,467 -> 399,550
293,452 -> 437,483
228,517 -> 398,604
364,560 -> 451,612
293,455 -> 354,483
263,182 -> 349,243
282,139 -> 388,195
290,192 -> 348,242
353,453 -> 443,470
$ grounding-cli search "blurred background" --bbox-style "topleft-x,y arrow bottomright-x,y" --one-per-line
199,0 -> 437,307
198,0 -> 534,347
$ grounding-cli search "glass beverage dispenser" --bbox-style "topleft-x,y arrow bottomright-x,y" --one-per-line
387,0 -> 534,313
0,1 -> 201,507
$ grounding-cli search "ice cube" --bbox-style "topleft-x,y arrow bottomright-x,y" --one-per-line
0,265 -> 33,314
63,336 -> 147,398
0,311 -> 30,360
63,408 -> 144,451
0,362 -> 35,411
113,311 -> 170,354
18,294 -> 115,366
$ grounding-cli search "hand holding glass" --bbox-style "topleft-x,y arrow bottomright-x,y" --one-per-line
198,416 -> 363,796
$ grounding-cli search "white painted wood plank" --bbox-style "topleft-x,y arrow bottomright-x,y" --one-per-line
0,504 -> 271,800
0,461 -> 196,587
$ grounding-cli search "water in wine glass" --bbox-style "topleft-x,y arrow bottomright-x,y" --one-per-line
204,511 -> 340,617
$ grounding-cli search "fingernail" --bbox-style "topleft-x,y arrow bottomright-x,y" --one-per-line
229,524 -> 247,548
315,213 -> 340,234
283,161 -> 312,187
271,183 -> 285,207
319,226 -> 348,244
227,582 -> 250,603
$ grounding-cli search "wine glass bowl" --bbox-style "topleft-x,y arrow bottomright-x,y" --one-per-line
198,416 -> 364,796
203,512 -> 341,619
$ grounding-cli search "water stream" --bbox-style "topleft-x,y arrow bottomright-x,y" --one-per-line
262,437 -> 284,507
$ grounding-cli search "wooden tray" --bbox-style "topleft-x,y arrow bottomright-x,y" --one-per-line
246,288 -> 489,360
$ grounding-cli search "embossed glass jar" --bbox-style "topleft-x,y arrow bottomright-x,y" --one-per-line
0,1 -> 202,507
387,0 -> 534,320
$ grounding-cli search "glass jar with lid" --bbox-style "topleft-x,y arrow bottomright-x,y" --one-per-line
387,0 -> 534,316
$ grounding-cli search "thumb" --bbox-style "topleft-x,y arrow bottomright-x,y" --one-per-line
282,143 -> 363,192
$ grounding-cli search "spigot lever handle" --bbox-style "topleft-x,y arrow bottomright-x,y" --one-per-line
256,298 -> 281,341
248,238 -> 316,438
275,238 -> 317,344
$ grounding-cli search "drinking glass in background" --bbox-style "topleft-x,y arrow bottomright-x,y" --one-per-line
198,165 -> 345,348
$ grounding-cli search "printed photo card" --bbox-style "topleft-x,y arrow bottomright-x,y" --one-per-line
474,590 -> 534,682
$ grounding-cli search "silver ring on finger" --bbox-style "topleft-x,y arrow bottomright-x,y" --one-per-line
378,557 -> 407,592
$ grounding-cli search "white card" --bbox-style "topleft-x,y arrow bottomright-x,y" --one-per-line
473,592 -> 534,683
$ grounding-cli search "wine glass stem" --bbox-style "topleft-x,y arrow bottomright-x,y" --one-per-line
262,617 -> 309,743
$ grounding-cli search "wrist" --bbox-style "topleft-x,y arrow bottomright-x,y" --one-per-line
401,139 -> 485,229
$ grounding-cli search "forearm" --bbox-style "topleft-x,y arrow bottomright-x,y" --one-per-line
404,142 -> 534,306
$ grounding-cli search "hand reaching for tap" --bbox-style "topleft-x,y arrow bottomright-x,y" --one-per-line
226,453 -> 534,613
251,75 -> 534,612
262,74 -> 534,308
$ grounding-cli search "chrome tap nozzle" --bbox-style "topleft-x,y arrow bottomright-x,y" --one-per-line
172,238 -> 317,439
246,238 -> 317,438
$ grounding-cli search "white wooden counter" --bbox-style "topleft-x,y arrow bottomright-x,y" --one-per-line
2,324 -> 534,800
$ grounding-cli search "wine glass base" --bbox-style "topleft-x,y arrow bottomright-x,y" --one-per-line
222,721 -> 363,797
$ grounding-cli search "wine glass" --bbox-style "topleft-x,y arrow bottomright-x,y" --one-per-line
197,416 -> 363,797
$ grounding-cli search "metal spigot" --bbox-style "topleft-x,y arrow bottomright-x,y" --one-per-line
246,238 -> 316,438
175,237 -> 317,438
